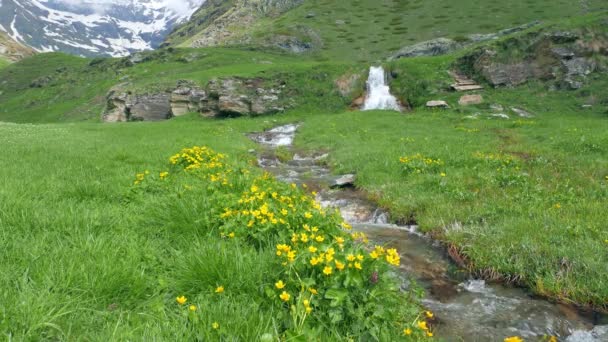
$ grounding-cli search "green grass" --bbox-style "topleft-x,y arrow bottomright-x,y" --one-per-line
0,57 -> 9,69
237,0 -> 608,61
0,115 -> 425,340
295,81 -> 608,309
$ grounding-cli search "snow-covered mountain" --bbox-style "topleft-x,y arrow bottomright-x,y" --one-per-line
0,0 -> 205,57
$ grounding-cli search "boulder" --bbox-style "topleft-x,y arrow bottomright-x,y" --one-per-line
330,174 -> 356,188
458,94 -> 484,106
426,100 -> 450,109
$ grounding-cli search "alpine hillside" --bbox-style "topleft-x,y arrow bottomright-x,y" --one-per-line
0,0 -> 204,57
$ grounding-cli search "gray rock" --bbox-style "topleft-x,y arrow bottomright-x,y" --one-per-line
510,107 -> 534,118
490,113 -> 510,119
275,36 -> 313,53
552,47 -> 576,59
305,12 -> 315,18
129,94 -> 172,121
480,62 -> 540,87
547,31 -> 579,44
426,100 -> 450,109
563,58 -> 596,77
490,104 -> 504,112
330,174 -> 356,188
391,38 -> 461,59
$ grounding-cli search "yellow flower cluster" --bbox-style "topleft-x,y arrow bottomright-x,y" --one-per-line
132,170 -> 149,185
399,153 -> 444,175
169,146 -> 231,185
161,146 -> 414,337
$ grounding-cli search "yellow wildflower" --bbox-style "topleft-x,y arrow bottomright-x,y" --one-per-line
215,286 -> 224,294
189,305 -> 197,312
279,291 -> 291,302
304,212 -> 313,219
159,171 -> 169,180
212,322 -> 219,329
228,232 -> 235,238
425,310 -> 434,318
404,328 -> 412,335
417,321 -> 428,330
309,288 -> 318,295
308,246 -> 318,253
354,262 -> 362,270
335,260 -> 345,271
347,254 -> 356,262
315,235 -> 325,243
176,296 -> 187,305
370,251 -> 380,259
335,237 -> 345,244
275,280 -> 286,289
504,338 -> 523,342
427,331 -> 434,337
310,257 -> 321,266
323,266 -> 333,276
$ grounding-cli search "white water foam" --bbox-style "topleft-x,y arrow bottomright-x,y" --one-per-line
362,66 -> 401,111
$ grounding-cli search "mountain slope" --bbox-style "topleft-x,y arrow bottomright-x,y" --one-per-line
0,0 -> 204,57
0,30 -> 34,65
165,0 -> 608,61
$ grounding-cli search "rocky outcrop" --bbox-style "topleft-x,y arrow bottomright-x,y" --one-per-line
457,27 -> 607,89
391,38 -> 461,59
103,78 -> 288,122
103,86 -> 172,122
390,21 -> 540,60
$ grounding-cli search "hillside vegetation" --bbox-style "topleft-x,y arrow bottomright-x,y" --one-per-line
165,0 -> 608,61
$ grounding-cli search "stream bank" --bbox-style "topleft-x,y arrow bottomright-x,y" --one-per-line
249,123 -> 607,341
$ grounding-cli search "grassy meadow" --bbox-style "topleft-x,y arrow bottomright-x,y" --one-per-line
0,116 -> 430,340
295,85 -> 608,310
1,6 -> 608,339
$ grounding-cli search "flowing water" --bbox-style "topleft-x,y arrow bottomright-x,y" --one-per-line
362,66 -> 402,111
249,124 -> 607,341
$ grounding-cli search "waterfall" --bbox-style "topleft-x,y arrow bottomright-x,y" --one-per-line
362,66 -> 401,111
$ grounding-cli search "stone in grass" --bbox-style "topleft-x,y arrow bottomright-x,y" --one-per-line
510,107 -> 534,118
458,94 -> 484,106
490,113 -> 510,119
330,174 -> 356,189
426,100 -> 450,109
490,104 -> 504,112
